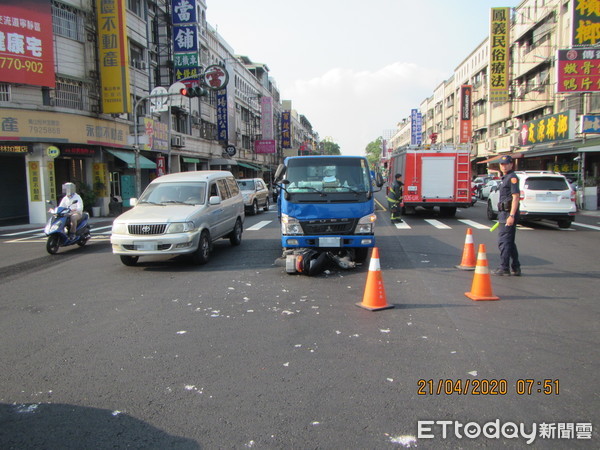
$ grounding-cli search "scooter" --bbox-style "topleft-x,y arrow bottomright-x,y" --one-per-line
44,200 -> 91,254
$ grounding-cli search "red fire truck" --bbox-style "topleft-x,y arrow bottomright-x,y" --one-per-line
387,144 -> 472,217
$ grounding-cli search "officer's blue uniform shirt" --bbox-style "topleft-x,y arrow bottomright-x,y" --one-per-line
498,170 -> 520,220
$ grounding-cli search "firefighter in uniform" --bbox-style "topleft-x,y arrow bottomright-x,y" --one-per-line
386,173 -> 404,223
493,155 -> 521,276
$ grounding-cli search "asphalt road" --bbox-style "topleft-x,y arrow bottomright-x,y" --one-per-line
0,196 -> 598,448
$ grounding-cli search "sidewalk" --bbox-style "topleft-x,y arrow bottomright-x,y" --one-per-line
0,216 -> 112,233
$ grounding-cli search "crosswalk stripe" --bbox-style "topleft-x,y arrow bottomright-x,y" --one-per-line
246,221 -> 272,231
458,219 -> 490,229
424,219 -> 452,229
571,222 -> 600,231
394,221 -> 411,229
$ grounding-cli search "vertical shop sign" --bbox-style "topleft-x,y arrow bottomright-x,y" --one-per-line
261,97 -> 274,140
217,90 -> 228,142
410,109 -> 422,146
96,0 -> 131,113
93,163 -> 108,197
573,0 -> 600,46
171,0 -> 200,83
28,161 -> 41,201
489,7 -> 510,102
281,111 -> 291,149
47,161 -> 56,203
0,0 -> 56,87
156,156 -> 165,176
459,85 -> 473,144
557,48 -> 600,92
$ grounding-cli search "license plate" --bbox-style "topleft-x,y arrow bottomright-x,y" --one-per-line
319,237 -> 341,247
136,242 -> 157,251
536,193 -> 558,202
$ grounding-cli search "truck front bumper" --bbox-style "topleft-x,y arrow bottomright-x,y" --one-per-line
282,235 -> 375,249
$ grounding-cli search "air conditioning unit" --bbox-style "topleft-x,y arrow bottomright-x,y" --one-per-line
510,133 -> 519,147
516,86 -> 526,99
91,105 -> 101,114
498,127 -> 506,135
88,70 -> 99,79
171,135 -> 182,147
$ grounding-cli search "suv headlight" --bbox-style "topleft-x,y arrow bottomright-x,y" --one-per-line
166,222 -> 195,234
281,214 -> 303,235
356,214 -> 376,234
112,222 -> 128,234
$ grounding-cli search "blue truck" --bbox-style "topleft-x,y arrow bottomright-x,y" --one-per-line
274,155 -> 384,274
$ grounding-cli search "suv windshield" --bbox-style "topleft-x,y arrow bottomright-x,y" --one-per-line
524,177 -> 569,191
138,181 -> 207,205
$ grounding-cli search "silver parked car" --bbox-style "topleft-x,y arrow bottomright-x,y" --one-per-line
237,178 -> 270,215
111,171 -> 245,266
479,179 -> 501,199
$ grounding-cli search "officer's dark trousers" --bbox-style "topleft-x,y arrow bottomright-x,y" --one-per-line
498,221 -> 520,271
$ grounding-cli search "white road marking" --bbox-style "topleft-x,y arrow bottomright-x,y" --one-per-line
458,219 -> 490,229
246,221 -> 272,231
394,221 -> 411,229
572,222 -> 600,231
0,228 -> 44,236
424,219 -> 452,229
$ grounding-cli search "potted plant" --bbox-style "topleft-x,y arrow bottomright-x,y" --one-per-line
76,182 -> 98,215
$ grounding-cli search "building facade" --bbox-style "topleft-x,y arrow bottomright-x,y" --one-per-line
0,0 -> 318,224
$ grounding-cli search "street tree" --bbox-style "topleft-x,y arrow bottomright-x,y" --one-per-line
365,137 -> 382,168
321,140 -> 341,155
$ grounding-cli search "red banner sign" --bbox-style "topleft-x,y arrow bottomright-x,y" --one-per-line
459,85 -> 473,144
557,48 -> 600,93
0,0 -> 56,87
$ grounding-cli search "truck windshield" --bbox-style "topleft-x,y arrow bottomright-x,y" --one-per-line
285,158 -> 371,195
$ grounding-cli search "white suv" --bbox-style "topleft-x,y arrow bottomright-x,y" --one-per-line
487,171 -> 576,229
111,171 -> 245,266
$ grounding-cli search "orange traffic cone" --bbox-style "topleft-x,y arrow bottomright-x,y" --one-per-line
356,247 -> 394,311
465,244 -> 500,301
456,228 -> 476,270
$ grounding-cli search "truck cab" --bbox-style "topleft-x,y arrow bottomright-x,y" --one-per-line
275,155 -> 383,269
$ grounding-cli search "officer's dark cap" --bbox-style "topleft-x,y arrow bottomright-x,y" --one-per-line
395,173 -> 402,178
498,155 -> 513,164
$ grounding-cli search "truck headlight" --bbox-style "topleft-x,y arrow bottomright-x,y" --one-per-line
112,222 -> 128,234
356,214 -> 376,234
281,214 -> 303,235
167,222 -> 195,234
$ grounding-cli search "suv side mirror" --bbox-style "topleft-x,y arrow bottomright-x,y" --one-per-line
209,196 -> 221,205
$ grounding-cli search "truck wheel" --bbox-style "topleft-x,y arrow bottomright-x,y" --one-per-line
355,248 -> 369,263
487,201 -> 497,220
192,231 -> 210,265
440,206 -> 456,217
120,255 -> 139,266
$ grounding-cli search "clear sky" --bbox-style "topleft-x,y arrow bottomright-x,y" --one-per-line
206,0 -> 522,156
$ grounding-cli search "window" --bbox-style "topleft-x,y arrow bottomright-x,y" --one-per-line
226,178 -> 240,196
217,179 -> 231,199
55,77 -> 89,110
130,42 -> 146,70
0,83 -> 10,102
52,1 -> 84,41
127,0 -> 144,17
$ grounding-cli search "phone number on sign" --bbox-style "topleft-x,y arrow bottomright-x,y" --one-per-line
417,379 -> 560,396
0,57 -> 45,73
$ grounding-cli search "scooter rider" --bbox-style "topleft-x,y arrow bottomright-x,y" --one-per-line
386,173 -> 404,223
59,182 -> 83,239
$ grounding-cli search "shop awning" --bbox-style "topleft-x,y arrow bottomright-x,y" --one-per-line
182,157 -> 200,163
238,162 -> 259,170
477,155 -> 504,164
107,149 -> 156,169
209,158 -> 237,166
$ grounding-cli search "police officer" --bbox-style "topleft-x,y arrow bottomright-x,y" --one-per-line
386,173 -> 403,223
493,155 -> 521,276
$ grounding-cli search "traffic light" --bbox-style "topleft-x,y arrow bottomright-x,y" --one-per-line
179,86 -> 208,98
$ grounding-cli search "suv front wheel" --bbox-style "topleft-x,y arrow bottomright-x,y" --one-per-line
487,200 -> 498,220
557,219 -> 573,229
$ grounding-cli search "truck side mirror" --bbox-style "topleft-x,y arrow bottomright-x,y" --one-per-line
274,164 -> 286,182
375,172 -> 384,188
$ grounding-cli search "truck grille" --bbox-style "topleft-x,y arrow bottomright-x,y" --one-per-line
301,219 -> 357,235
128,224 -> 167,235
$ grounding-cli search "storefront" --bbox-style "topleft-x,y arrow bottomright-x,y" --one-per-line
0,144 -> 30,224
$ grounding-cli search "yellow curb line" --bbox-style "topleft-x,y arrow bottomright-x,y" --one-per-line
375,199 -> 387,211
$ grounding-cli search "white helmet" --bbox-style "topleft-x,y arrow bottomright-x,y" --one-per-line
63,182 -> 76,196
